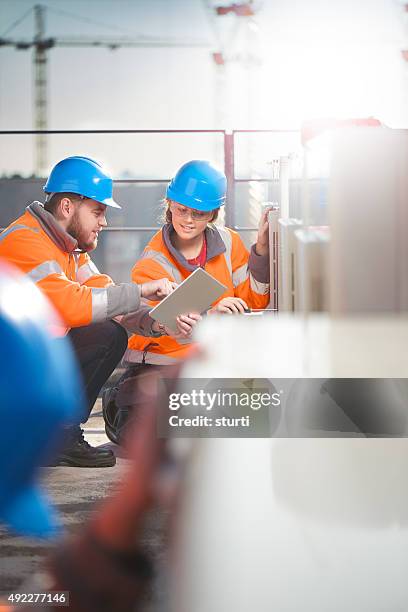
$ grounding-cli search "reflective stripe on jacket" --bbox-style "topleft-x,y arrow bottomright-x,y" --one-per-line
0,202 -> 143,334
125,223 -> 270,364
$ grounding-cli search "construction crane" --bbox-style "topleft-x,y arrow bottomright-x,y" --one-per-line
201,2 -> 261,126
202,1 -> 265,230
0,4 -> 211,176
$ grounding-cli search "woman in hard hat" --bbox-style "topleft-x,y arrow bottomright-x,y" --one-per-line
103,160 -> 270,444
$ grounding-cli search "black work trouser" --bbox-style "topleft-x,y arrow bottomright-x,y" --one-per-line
67,320 -> 128,422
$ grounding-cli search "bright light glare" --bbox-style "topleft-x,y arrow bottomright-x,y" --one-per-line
0,277 -> 51,324
254,41 -> 406,127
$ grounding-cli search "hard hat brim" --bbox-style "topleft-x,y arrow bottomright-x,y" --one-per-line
102,197 -> 121,209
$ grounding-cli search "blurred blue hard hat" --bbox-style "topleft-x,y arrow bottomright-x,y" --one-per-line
166,160 -> 227,212
43,156 -> 121,209
0,260 -> 84,538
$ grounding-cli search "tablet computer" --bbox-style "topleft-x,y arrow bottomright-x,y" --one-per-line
149,267 -> 227,333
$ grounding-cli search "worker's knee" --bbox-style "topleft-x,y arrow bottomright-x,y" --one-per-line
102,319 -> 129,360
68,319 -> 128,364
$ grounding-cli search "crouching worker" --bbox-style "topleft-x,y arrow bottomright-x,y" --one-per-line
103,159 -> 271,444
0,156 -> 196,468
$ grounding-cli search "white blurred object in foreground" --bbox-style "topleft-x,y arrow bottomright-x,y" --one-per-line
171,315 -> 408,612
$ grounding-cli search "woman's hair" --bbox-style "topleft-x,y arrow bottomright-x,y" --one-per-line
160,198 -> 219,225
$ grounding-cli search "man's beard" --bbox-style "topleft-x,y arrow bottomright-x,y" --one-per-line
66,210 -> 97,252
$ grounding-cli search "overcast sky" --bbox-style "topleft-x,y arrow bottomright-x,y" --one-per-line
1,0 -> 407,176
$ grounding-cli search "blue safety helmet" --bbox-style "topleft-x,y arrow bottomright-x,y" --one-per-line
166,160 -> 227,212
43,156 -> 121,209
0,261 -> 84,539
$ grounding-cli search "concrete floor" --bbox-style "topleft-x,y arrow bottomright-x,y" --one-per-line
0,399 -> 167,608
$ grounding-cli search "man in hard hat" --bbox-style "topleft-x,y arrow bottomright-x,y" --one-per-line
0,156 -> 199,468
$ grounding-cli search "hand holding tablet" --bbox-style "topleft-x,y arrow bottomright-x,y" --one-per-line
149,268 -> 227,333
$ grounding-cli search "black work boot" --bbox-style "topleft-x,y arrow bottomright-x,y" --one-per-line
49,427 -> 116,468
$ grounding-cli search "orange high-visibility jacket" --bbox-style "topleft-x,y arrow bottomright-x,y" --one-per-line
0,202 -> 151,334
125,223 -> 270,365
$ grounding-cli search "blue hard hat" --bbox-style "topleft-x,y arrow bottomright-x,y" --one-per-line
43,156 -> 121,209
0,260 -> 85,539
166,160 -> 227,212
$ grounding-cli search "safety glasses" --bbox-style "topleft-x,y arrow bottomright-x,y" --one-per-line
170,203 -> 213,221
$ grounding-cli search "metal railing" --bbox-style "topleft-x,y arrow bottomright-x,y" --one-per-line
0,128 -> 301,232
